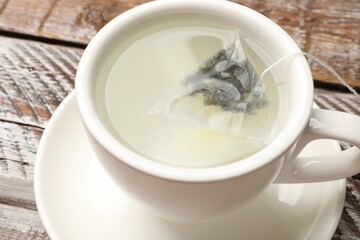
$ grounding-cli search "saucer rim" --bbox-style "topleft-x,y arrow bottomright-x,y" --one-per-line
34,91 -> 78,240
34,91 -> 346,240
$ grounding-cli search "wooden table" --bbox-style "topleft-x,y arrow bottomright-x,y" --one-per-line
0,0 -> 359,239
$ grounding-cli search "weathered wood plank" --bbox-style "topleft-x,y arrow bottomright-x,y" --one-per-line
314,88 -> 360,115
0,175 -> 41,239
0,0 -> 54,37
0,36 -> 82,128
0,203 -> 48,240
235,0 -> 360,88
0,36 -> 83,187
0,0 -> 358,87
0,121 -> 42,180
0,0 -> 149,43
0,175 -> 36,211
305,0 -> 360,88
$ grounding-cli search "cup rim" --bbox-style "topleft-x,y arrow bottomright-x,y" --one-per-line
76,0 -> 314,182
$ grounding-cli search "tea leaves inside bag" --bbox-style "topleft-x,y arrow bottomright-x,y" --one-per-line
150,31 -> 273,142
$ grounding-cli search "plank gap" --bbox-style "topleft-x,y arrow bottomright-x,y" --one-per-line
0,29 -> 86,49
314,80 -> 360,93
0,118 -> 45,131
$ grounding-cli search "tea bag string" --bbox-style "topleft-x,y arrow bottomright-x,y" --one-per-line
260,51 -> 359,97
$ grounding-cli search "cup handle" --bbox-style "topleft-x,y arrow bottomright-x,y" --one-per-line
275,108 -> 360,183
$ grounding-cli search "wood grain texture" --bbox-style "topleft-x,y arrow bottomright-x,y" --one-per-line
0,203 -> 48,240
0,0 -> 148,43
0,35 -> 359,240
0,36 -> 82,180
235,0 -> 360,88
0,0 -> 358,88
0,36 -> 81,128
0,175 -> 36,210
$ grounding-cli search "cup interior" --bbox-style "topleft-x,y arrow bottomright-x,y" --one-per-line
76,0 -> 313,181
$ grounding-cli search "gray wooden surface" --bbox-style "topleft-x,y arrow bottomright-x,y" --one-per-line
0,0 -> 359,239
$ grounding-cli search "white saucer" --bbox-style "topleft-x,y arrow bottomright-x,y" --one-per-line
34,91 -> 345,240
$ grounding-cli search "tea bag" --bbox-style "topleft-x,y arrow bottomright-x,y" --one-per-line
150,31 -> 273,142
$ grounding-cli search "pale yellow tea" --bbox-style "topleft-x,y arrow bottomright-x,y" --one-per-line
105,27 -> 281,167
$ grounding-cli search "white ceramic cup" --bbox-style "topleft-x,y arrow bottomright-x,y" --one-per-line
76,0 -> 360,223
